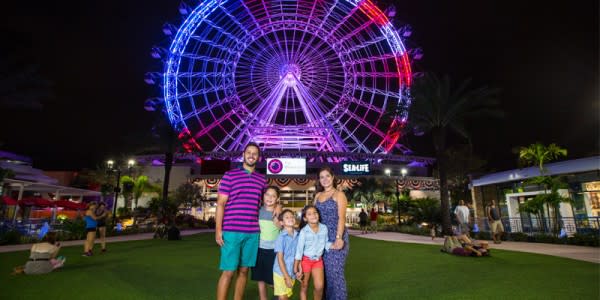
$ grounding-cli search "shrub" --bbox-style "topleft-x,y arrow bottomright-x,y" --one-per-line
0,230 -> 22,245
377,213 -> 396,225
175,214 -> 200,228
507,232 -> 529,242
567,232 -> 600,247
473,231 -> 492,241
62,217 -> 86,240
531,233 -> 560,244
380,224 -> 429,236
206,217 -> 216,229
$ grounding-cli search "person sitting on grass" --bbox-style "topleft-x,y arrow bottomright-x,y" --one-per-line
442,235 -> 489,257
13,231 -> 66,275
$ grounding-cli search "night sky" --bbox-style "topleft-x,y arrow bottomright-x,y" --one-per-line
0,1 -> 598,171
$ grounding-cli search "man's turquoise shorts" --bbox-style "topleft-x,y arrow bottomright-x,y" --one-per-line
220,231 -> 259,271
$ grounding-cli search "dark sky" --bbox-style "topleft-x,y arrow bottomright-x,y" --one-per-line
0,1 -> 598,171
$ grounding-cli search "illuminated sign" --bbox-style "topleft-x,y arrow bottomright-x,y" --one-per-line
267,158 -> 306,175
342,161 -> 370,175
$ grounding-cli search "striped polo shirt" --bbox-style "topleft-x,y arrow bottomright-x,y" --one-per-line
218,168 -> 267,233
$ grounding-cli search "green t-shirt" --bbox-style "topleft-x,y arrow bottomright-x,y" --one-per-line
259,206 -> 280,249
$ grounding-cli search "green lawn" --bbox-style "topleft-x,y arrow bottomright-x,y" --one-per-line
1,233 -> 598,299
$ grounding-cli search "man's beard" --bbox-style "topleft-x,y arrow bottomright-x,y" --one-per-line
244,159 -> 256,167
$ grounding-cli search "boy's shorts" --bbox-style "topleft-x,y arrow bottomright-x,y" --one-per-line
251,248 -> 276,284
219,232 -> 259,271
300,255 -> 323,273
273,272 -> 295,297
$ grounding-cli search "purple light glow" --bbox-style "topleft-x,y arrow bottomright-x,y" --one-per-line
162,0 -> 413,154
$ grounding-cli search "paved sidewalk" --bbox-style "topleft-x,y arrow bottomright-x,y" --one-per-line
348,229 -> 600,264
0,229 -> 212,253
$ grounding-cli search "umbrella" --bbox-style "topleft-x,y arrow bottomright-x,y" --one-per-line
55,200 -> 87,210
1,196 -> 18,206
19,197 -> 55,207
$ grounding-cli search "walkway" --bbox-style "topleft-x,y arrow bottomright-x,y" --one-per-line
2,229 -> 598,264
0,229 -> 212,253
347,229 -> 600,264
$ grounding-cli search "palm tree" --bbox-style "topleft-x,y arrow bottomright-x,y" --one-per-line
519,143 -> 568,234
351,177 -> 385,209
120,175 -> 159,210
519,143 -> 567,175
443,144 -> 487,204
144,104 -> 187,206
405,73 -> 502,235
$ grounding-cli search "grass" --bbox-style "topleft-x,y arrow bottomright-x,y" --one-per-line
1,233 -> 598,299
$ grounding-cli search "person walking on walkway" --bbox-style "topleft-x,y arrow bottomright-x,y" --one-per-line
358,209 -> 368,234
454,200 -> 470,236
215,142 -> 268,300
314,166 -> 348,300
487,200 -> 504,244
369,208 -> 378,233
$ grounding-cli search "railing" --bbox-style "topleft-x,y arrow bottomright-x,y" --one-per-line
0,218 -> 50,236
474,217 -> 600,235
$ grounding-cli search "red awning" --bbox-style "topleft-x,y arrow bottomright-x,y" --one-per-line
54,200 -> 87,210
1,196 -> 18,206
19,197 -> 55,207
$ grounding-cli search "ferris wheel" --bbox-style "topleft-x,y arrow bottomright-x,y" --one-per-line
159,0 -> 413,154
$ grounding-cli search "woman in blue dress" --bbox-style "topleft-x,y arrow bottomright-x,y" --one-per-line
314,166 -> 348,300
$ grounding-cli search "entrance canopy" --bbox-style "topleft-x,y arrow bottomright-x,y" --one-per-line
4,178 -> 101,199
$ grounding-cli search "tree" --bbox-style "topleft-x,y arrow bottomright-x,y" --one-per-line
519,142 -> 567,175
442,144 -> 487,204
409,197 -> 442,226
173,182 -> 205,209
350,178 -> 387,209
518,143 -> 569,235
402,73 -> 502,235
148,196 -> 179,223
120,175 -> 159,210
142,102 -> 189,207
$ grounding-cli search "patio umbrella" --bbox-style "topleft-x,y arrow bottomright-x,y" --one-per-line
18,197 -> 37,206
55,200 -> 87,210
1,196 -> 18,205
33,198 -> 55,207
19,197 -> 55,207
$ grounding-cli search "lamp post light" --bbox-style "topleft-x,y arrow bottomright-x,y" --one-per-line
107,159 -> 135,227
397,168 -> 408,225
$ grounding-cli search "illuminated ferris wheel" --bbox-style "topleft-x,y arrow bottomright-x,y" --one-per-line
158,0 -> 413,154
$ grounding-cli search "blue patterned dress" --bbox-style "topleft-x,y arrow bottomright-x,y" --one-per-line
316,198 -> 349,300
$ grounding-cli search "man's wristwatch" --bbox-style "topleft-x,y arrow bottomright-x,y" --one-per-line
336,235 -> 341,240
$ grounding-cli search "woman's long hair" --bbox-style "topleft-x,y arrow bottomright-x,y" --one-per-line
315,166 -> 337,193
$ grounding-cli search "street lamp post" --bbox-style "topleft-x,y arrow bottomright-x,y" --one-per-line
107,159 -> 135,227
397,168 -> 408,225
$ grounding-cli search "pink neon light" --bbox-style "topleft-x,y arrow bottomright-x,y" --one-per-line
179,127 -> 203,152
358,0 -> 389,26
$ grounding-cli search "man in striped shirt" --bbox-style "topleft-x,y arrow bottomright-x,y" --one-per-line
216,142 -> 267,300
